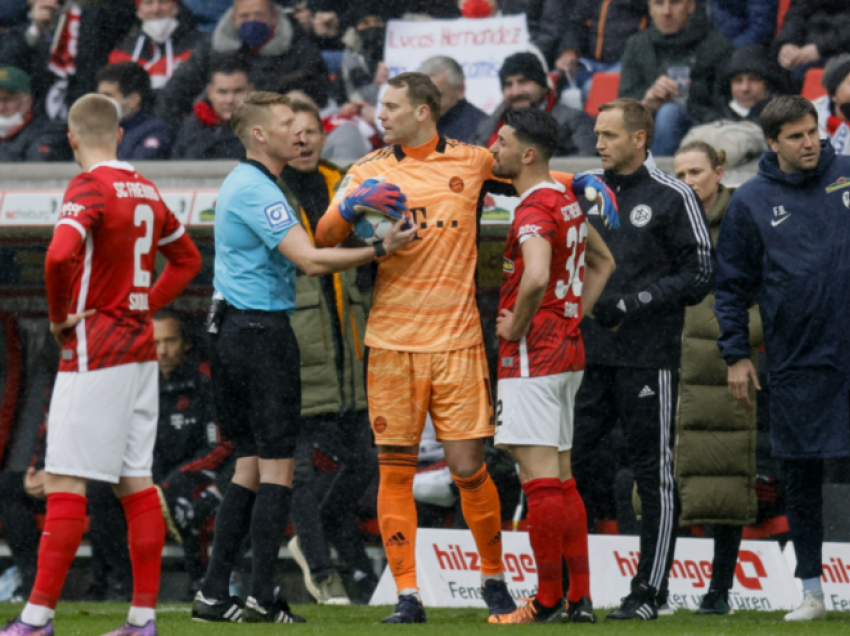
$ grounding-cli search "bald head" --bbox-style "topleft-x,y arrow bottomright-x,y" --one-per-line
68,93 -> 120,149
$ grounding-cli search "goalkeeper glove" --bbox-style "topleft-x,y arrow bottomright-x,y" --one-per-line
573,172 -> 620,229
338,178 -> 408,223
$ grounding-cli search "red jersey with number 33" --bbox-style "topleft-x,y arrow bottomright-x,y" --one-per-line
55,161 -> 185,372
498,181 -> 587,379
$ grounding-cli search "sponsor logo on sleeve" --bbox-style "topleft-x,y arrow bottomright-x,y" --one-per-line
332,174 -> 354,202
826,177 -> 850,193
264,201 -> 292,231
518,224 -> 542,237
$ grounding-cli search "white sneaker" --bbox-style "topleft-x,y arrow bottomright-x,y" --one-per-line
657,601 -> 675,616
287,536 -> 322,601
287,536 -> 350,605
784,591 -> 827,621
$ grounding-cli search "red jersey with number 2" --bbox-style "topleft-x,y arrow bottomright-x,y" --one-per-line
54,161 -> 185,373
498,181 -> 587,379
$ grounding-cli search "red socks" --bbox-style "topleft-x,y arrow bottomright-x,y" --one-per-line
121,487 -> 165,608
29,493 -> 87,609
523,479 -> 566,607
561,478 -> 590,602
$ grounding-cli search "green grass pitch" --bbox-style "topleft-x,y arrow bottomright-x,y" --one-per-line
2,603 -> 850,635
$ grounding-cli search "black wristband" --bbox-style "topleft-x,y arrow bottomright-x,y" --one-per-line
374,242 -> 387,259
724,355 -> 749,366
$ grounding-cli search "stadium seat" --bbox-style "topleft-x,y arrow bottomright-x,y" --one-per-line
585,72 -> 621,117
776,0 -> 792,36
801,68 -> 826,101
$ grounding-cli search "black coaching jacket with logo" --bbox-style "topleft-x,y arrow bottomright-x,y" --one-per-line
581,154 -> 714,369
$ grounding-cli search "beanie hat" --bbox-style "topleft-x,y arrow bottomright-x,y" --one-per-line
499,52 -> 547,88
823,54 -> 850,97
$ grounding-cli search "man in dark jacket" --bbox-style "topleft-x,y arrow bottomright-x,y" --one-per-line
473,52 -> 597,157
156,0 -> 326,127
707,0 -> 777,48
715,45 -> 787,123
108,0 -> 205,91
96,62 -> 174,160
572,98 -> 713,620
171,54 -> 250,159
498,0 -> 566,66
715,96 -> 850,622
618,0 -> 734,155
419,55 -> 486,144
0,66 -> 70,162
555,0 -> 648,99
774,0 -> 850,91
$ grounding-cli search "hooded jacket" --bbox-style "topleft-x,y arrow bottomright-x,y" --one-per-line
715,142 -> 850,458
156,6 -> 327,127
117,109 -> 174,161
170,100 -> 243,160
618,6 -> 735,124
774,0 -> 850,59
675,185 -> 761,526
714,45 -> 788,123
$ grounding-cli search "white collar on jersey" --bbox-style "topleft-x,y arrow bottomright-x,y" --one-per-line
88,160 -> 135,173
518,179 -> 566,203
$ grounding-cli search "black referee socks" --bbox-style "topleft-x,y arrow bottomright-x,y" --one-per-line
250,483 -> 293,606
201,483 -> 256,600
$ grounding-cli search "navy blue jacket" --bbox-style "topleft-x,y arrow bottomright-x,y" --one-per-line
437,98 -> 487,144
709,0 -> 777,48
715,142 -> 850,458
118,110 -> 174,161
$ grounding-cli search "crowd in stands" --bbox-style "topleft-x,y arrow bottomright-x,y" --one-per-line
0,0 -> 849,165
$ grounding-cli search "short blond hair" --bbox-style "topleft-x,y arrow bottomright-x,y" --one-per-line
230,91 -> 291,147
67,93 -> 120,148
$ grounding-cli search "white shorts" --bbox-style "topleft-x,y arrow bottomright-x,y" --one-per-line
46,361 -> 158,483
495,371 -> 584,452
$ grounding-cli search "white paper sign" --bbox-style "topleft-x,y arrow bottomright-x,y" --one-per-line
384,16 -> 530,115
370,530 -> 799,610
784,541 -> 850,611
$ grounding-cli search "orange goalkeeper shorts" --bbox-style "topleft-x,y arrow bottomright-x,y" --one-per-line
367,344 -> 495,446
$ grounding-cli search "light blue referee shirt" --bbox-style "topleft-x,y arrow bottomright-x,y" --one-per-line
213,160 -> 299,312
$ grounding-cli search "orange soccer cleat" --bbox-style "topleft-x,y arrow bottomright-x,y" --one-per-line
487,597 -> 565,624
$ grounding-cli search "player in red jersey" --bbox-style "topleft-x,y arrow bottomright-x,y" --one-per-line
488,109 -> 616,624
0,94 -> 202,636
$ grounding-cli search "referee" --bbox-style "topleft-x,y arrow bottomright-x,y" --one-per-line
191,92 -> 414,624
571,98 -> 713,620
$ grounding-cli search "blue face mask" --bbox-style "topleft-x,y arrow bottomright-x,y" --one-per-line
238,21 -> 271,48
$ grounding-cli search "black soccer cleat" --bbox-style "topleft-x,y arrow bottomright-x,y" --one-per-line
481,578 -> 517,616
696,590 -> 734,615
382,594 -> 427,623
191,592 -> 244,622
567,596 -> 597,623
242,595 -> 306,623
605,591 -> 658,621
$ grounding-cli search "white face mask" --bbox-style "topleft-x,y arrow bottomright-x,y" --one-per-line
0,111 -> 24,139
142,16 -> 179,44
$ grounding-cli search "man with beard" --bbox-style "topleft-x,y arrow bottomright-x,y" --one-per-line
473,52 -> 596,157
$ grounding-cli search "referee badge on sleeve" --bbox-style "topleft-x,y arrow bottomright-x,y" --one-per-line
264,201 -> 292,231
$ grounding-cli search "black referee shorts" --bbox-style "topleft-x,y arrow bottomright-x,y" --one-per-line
209,308 -> 301,460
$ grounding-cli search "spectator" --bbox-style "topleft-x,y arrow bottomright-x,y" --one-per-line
0,1 -> 28,27
339,3 -> 389,110
672,140 -> 760,616
473,52 -> 597,157
774,0 -> 850,92
96,62 -> 174,160
498,0 -> 566,67
0,66 -> 70,162
151,309 -> 232,597
680,45 -> 783,166
181,0 -> 231,33
171,54 -> 251,159
706,0 -> 777,48
108,0 -> 205,91
279,100 -> 379,605
309,1 -> 345,53
157,0 -> 327,127
618,0 -> 734,155
555,0 -> 648,101
419,55 -> 486,144
813,54 -> 850,156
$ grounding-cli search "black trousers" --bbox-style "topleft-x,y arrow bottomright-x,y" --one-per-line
290,411 -> 377,579
785,458 -> 824,579
573,364 -> 680,595
0,471 -> 42,595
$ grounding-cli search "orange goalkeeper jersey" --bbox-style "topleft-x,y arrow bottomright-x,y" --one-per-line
319,135 -> 501,352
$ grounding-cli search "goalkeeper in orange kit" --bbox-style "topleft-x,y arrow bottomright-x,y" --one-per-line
316,72 -> 617,624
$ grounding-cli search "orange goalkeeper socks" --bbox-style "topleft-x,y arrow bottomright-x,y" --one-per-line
378,453 -> 419,592
453,464 -> 504,576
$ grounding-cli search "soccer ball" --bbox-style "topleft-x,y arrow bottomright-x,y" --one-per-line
353,211 -> 396,245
